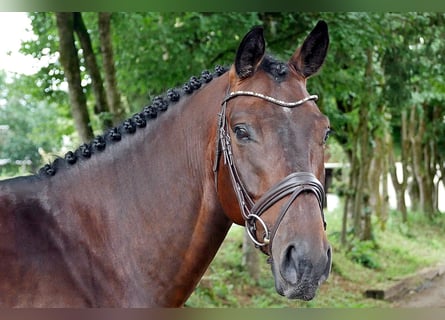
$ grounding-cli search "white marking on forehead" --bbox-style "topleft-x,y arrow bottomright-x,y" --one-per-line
283,107 -> 293,114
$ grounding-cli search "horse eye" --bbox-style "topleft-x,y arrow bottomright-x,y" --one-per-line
234,125 -> 251,141
323,129 -> 332,144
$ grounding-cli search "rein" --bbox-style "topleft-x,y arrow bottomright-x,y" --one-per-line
213,90 -> 326,255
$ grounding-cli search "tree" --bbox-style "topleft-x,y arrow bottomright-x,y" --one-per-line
382,13 -> 445,220
73,12 -> 113,130
98,12 -> 125,124
55,12 -> 94,142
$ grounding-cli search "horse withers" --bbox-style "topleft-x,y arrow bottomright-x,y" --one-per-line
0,20 -> 331,306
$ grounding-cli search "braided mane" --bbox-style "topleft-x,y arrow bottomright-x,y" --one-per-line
38,65 -> 229,177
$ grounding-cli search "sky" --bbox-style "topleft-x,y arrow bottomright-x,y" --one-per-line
0,12 -> 40,75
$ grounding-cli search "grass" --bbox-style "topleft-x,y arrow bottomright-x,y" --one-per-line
186,201 -> 445,308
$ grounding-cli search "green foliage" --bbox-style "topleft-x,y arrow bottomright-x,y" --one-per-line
190,270 -> 238,307
347,240 -> 381,270
20,13 -> 67,104
110,12 -> 263,109
0,71 -> 75,176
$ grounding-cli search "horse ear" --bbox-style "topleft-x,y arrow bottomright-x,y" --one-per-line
290,20 -> 329,79
235,26 -> 265,79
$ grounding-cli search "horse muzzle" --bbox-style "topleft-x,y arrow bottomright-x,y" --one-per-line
270,236 -> 332,300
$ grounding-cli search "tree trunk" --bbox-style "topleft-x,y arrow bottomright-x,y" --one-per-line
73,12 -> 113,130
425,109 -> 438,217
388,129 -> 408,223
409,103 -> 437,218
55,13 -> 94,143
369,130 -> 389,231
242,230 -> 260,284
352,48 -> 374,241
381,144 -> 389,226
410,104 -> 423,213
98,12 -> 125,124
341,192 -> 349,245
340,49 -> 379,244
351,145 -> 366,239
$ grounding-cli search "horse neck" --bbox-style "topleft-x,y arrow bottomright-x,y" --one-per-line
15,73 -> 232,306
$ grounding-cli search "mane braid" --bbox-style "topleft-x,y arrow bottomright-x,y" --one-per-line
38,65 -> 229,177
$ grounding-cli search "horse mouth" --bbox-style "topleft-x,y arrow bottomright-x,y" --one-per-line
270,253 -> 331,300
273,271 -> 329,300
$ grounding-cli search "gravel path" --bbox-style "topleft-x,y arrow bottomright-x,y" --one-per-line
393,272 -> 445,307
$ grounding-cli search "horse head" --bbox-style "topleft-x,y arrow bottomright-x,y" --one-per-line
214,21 -> 331,300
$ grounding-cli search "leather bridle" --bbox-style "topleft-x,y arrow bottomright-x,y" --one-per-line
213,89 -> 327,255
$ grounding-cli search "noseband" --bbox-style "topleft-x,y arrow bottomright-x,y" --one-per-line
213,90 -> 326,255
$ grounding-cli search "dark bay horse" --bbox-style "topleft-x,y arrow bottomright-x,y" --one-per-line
0,21 -> 331,307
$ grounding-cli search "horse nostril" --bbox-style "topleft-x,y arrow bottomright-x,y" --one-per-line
280,243 -> 331,286
281,245 -> 300,284
318,245 -> 332,286
325,245 -> 332,273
